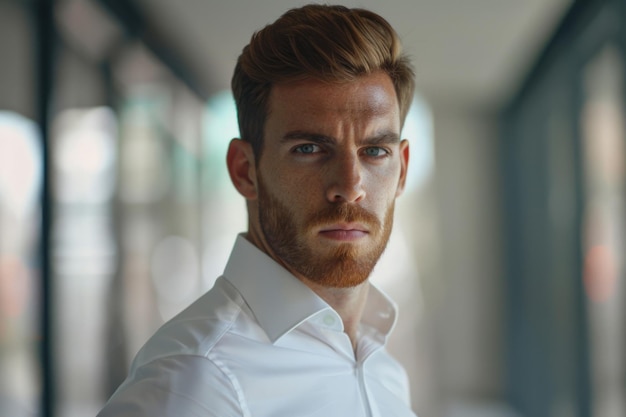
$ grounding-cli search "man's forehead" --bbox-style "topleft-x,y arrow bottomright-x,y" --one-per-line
268,72 -> 400,117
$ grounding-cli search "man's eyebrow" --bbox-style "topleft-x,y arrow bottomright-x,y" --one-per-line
281,131 -> 336,144
281,130 -> 400,145
363,131 -> 401,145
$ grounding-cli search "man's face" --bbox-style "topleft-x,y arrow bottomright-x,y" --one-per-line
251,71 -> 409,288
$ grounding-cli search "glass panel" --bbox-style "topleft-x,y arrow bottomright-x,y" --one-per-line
0,111 -> 42,417
52,106 -> 118,417
102,43 -> 207,406
581,44 -> 626,417
202,91 -> 247,290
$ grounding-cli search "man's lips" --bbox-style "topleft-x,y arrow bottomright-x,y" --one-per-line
318,223 -> 369,241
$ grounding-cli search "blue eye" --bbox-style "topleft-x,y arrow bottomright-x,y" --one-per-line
294,144 -> 319,154
364,147 -> 387,157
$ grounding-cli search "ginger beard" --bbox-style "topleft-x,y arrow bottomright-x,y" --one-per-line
257,174 -> 395,288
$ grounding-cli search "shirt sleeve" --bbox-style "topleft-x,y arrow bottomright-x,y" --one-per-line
97,355 -> 245,417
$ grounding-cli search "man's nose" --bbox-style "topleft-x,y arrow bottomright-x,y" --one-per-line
325,153 -> 366,203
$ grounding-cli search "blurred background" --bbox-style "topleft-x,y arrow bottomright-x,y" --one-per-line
0,0 -> 625,416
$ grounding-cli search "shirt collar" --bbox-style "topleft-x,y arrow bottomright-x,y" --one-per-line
223,234 -> 398,343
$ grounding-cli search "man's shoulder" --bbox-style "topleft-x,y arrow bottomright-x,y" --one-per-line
131,277 -> 246,369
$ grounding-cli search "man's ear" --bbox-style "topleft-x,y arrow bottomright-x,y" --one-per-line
226,138 -> 258,200
396,139 -> 410,197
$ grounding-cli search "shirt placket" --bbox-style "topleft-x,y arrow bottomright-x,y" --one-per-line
314,313 -> 390,417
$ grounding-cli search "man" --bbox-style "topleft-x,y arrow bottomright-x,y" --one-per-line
99,4 -> 416,416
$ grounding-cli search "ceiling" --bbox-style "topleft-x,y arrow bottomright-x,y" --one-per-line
127,0 -> 572,110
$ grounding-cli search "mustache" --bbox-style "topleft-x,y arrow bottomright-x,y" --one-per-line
305,203 -> 381,230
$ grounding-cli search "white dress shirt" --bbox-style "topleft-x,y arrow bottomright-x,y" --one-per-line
98,235 -> 417,417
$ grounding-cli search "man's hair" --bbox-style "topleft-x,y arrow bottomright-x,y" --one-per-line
231,4 -> 415,157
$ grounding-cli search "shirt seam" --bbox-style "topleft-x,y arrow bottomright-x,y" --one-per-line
144,282 -> 248,362
133,354 -> 247,417
196,291 -> 248,356
207,352 -> 251,417
203,295 -> 251,416
128,293 -> 248,393
142,375 -> 223,416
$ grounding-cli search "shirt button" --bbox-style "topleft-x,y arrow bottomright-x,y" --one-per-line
323,315 -> 336,326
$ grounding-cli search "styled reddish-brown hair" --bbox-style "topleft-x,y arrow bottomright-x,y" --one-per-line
231,4 -> 415,157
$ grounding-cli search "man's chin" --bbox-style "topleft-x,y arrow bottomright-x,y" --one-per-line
293,251 -> 375,288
